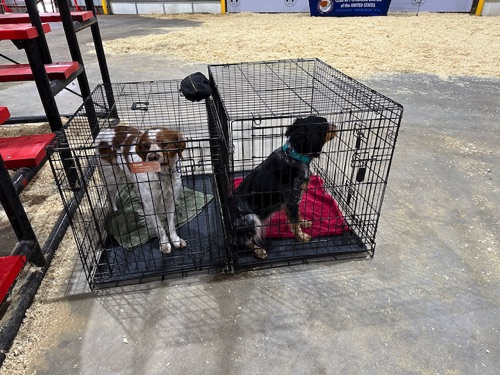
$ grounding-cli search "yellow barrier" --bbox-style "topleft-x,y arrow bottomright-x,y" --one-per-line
221,0 -> 226,14
102,0 -> 109,15
475,0 -> 484,16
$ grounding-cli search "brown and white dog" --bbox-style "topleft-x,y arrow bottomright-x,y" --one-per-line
94,125 -> 186,254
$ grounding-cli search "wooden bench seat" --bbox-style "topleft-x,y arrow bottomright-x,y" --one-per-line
0,255 -> 26,304
0,61 -> 80,82
0,11 -> 94,24
0,133 -> 55,169
0,107 -> 10,125
0,22 -> 50,40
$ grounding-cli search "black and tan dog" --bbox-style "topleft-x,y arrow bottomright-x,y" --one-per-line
230,115 -> 337,259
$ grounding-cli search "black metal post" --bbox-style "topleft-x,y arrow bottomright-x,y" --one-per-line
0,155 -> 46,267
84,0 -> 117,117
22,38 -> 64,132
56,0 -> 100,138
25,0 -> 52,64
17,37 -> 79,188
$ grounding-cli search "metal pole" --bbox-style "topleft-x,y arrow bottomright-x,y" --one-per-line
0,155 -> 46,267
56,0 -> 100,138
25,0 -> 52,64
84,0 -> 117,118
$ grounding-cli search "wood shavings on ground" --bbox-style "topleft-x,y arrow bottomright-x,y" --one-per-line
103,13 -> 500,79
0,122 -> 66,241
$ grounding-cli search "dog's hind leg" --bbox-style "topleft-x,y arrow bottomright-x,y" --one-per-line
248,229 -> 267,259
248,240 -> 267,260
253,246 -> 267,260
243,214 -> 267,259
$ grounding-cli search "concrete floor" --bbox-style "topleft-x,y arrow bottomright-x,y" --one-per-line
1,15 -> 499,375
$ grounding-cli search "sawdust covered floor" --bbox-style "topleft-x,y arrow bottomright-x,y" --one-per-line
103,12 -> 500,79
0,122 -> 63,256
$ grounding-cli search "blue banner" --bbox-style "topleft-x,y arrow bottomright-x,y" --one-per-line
309,0 -> 392,17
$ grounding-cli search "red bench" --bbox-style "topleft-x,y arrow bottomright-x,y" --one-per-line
0,11 -> 94,24
0,256 -> 27,305
0,22 -> 51,40
0,107 -> 10,125
0,23 -> 80,84
0,61 -> 80,82
0,133 -> 56,169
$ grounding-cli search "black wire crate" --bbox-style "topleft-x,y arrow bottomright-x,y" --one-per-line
49,80 -> 228,289
208,58 -> 403,269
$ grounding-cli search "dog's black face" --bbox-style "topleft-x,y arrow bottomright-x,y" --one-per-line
231,115 -> 337,260
286,116 -> 336,158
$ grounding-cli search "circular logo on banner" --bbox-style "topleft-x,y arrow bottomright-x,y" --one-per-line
317,0 -> 333,14
284,0 -> 297,7
229,0 -> 240,7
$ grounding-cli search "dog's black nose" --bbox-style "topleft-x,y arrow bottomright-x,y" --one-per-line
147,153 -> 159,161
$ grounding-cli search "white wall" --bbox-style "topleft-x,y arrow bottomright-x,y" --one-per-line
109,1 -> 220,14
388,0 -> 474,12
482,0 -> 500,15
226,0 -> 310,13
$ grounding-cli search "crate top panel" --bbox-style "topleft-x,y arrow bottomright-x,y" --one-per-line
208,58 -> 403,122
61,80 -> 219,150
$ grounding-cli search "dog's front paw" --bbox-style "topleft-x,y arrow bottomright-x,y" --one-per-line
253,247 -> 267,260
290,223 -> 312,243
301,220 -> 312,228
296,231 -> 312,243
159,242 -> 172,254
172,238 -> 187,249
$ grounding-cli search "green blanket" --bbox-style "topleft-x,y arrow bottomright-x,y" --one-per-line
104,185 -> 213,250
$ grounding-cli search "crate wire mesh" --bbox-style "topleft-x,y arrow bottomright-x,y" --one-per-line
208,58 -> 403,268
49,80 -> 228,288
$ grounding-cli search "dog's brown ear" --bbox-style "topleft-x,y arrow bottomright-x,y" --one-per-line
96,141 -> 117,163
157,129 -> 186,158
326,123 -> 338,142
176,136 -> 186,159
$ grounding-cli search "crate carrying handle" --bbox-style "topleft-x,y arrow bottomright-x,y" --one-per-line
131,102 -> 149,111
353,122 -> 368,182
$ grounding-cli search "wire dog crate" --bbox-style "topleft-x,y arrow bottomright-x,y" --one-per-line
208,58 -> 403,269
49,80 -> 228,289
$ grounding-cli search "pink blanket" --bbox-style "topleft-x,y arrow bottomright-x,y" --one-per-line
233,175 -> 350,239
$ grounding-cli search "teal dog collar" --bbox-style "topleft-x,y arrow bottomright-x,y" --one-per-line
282,143 -> 312,163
